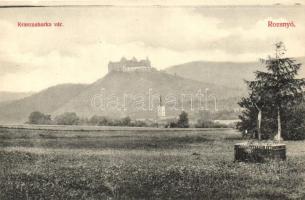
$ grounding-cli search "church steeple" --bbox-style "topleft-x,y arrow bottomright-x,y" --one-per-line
157,95 -> 166,118
159,95 -> 163,106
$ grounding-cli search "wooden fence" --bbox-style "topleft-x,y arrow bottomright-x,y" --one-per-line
234,143 -> 286,162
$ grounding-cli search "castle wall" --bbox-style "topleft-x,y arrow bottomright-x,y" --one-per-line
123,66 -> 152,72
108,57 -> 152,72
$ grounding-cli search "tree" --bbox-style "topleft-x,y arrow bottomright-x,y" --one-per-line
177,111 -> 189,128
121,116 -> 131,126
89,115 -> 109,126
237,42 -> 305,140
54,112 -> 80,125
28,111 -> 52,124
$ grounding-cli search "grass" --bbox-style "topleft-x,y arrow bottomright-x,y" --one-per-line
0,127 -> 305,199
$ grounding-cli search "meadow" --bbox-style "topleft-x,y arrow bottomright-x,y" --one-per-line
1,126 -> 305,199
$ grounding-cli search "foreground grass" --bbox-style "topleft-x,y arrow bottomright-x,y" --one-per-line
1,127 -> 305,199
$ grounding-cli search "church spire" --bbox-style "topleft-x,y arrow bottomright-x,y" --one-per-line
159,95 -> 163,106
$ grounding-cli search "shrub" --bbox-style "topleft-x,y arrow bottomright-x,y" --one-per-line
165,112 -> 190,128
176,111 -> 189,128
89,115 -> 109,126
130,120 -> 148,127
120,116 -> 131,126
195,120 -> 228,128
28,111 -> 52,125
54,112 -> 80,125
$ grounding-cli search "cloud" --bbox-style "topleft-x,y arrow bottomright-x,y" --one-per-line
0,7 -> 304,92
0,39 -> 265,92
236,17 -> 305,57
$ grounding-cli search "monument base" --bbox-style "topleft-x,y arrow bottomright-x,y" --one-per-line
234,142 -> 286,162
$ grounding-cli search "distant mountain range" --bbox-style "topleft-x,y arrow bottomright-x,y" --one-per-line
165,57 -> 305,90
0,84 -> 88,124
0,57 -> 304,124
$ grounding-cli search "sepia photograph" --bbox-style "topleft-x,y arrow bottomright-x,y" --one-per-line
0,1 -> 305,199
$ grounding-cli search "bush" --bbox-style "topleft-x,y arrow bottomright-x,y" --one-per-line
54,112 -> 80,125
165,112 -> 189,128
28,111 -> 52,125
120,116 -> 131,126
130,120 -> 148,127
177,111 -> 189,128
89,115 -> 151,127
166,121 -> 178,128
170,111 -> 190,128
89,115 -> 109,126
195,120 -> 228,128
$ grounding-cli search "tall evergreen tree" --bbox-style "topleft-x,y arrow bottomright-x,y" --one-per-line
237,42 -> 305,140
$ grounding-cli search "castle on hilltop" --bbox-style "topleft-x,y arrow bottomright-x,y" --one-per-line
108,57 -> 153,72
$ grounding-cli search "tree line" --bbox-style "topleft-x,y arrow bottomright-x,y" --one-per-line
27,110 -> 230,128
27,111 -> 150,127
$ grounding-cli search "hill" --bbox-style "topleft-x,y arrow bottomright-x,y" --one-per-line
0,91 -> 34,103
53,71 -> 243,119
0,84 -> 88,124
165,57 -> 305,90
0,71 -> 243,123
165,61 -> 259,90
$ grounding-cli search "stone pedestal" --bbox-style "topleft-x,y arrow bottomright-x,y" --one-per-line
234,142 -> 286,162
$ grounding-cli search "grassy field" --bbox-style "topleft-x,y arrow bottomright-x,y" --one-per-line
1,127 -> 305,199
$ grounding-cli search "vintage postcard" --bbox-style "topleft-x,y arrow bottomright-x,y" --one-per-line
0,1 -> 304,199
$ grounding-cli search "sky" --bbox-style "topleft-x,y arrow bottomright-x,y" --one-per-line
0,5 -> 304,92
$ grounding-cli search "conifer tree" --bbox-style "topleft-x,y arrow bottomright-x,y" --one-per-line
237,42 -> 305,140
